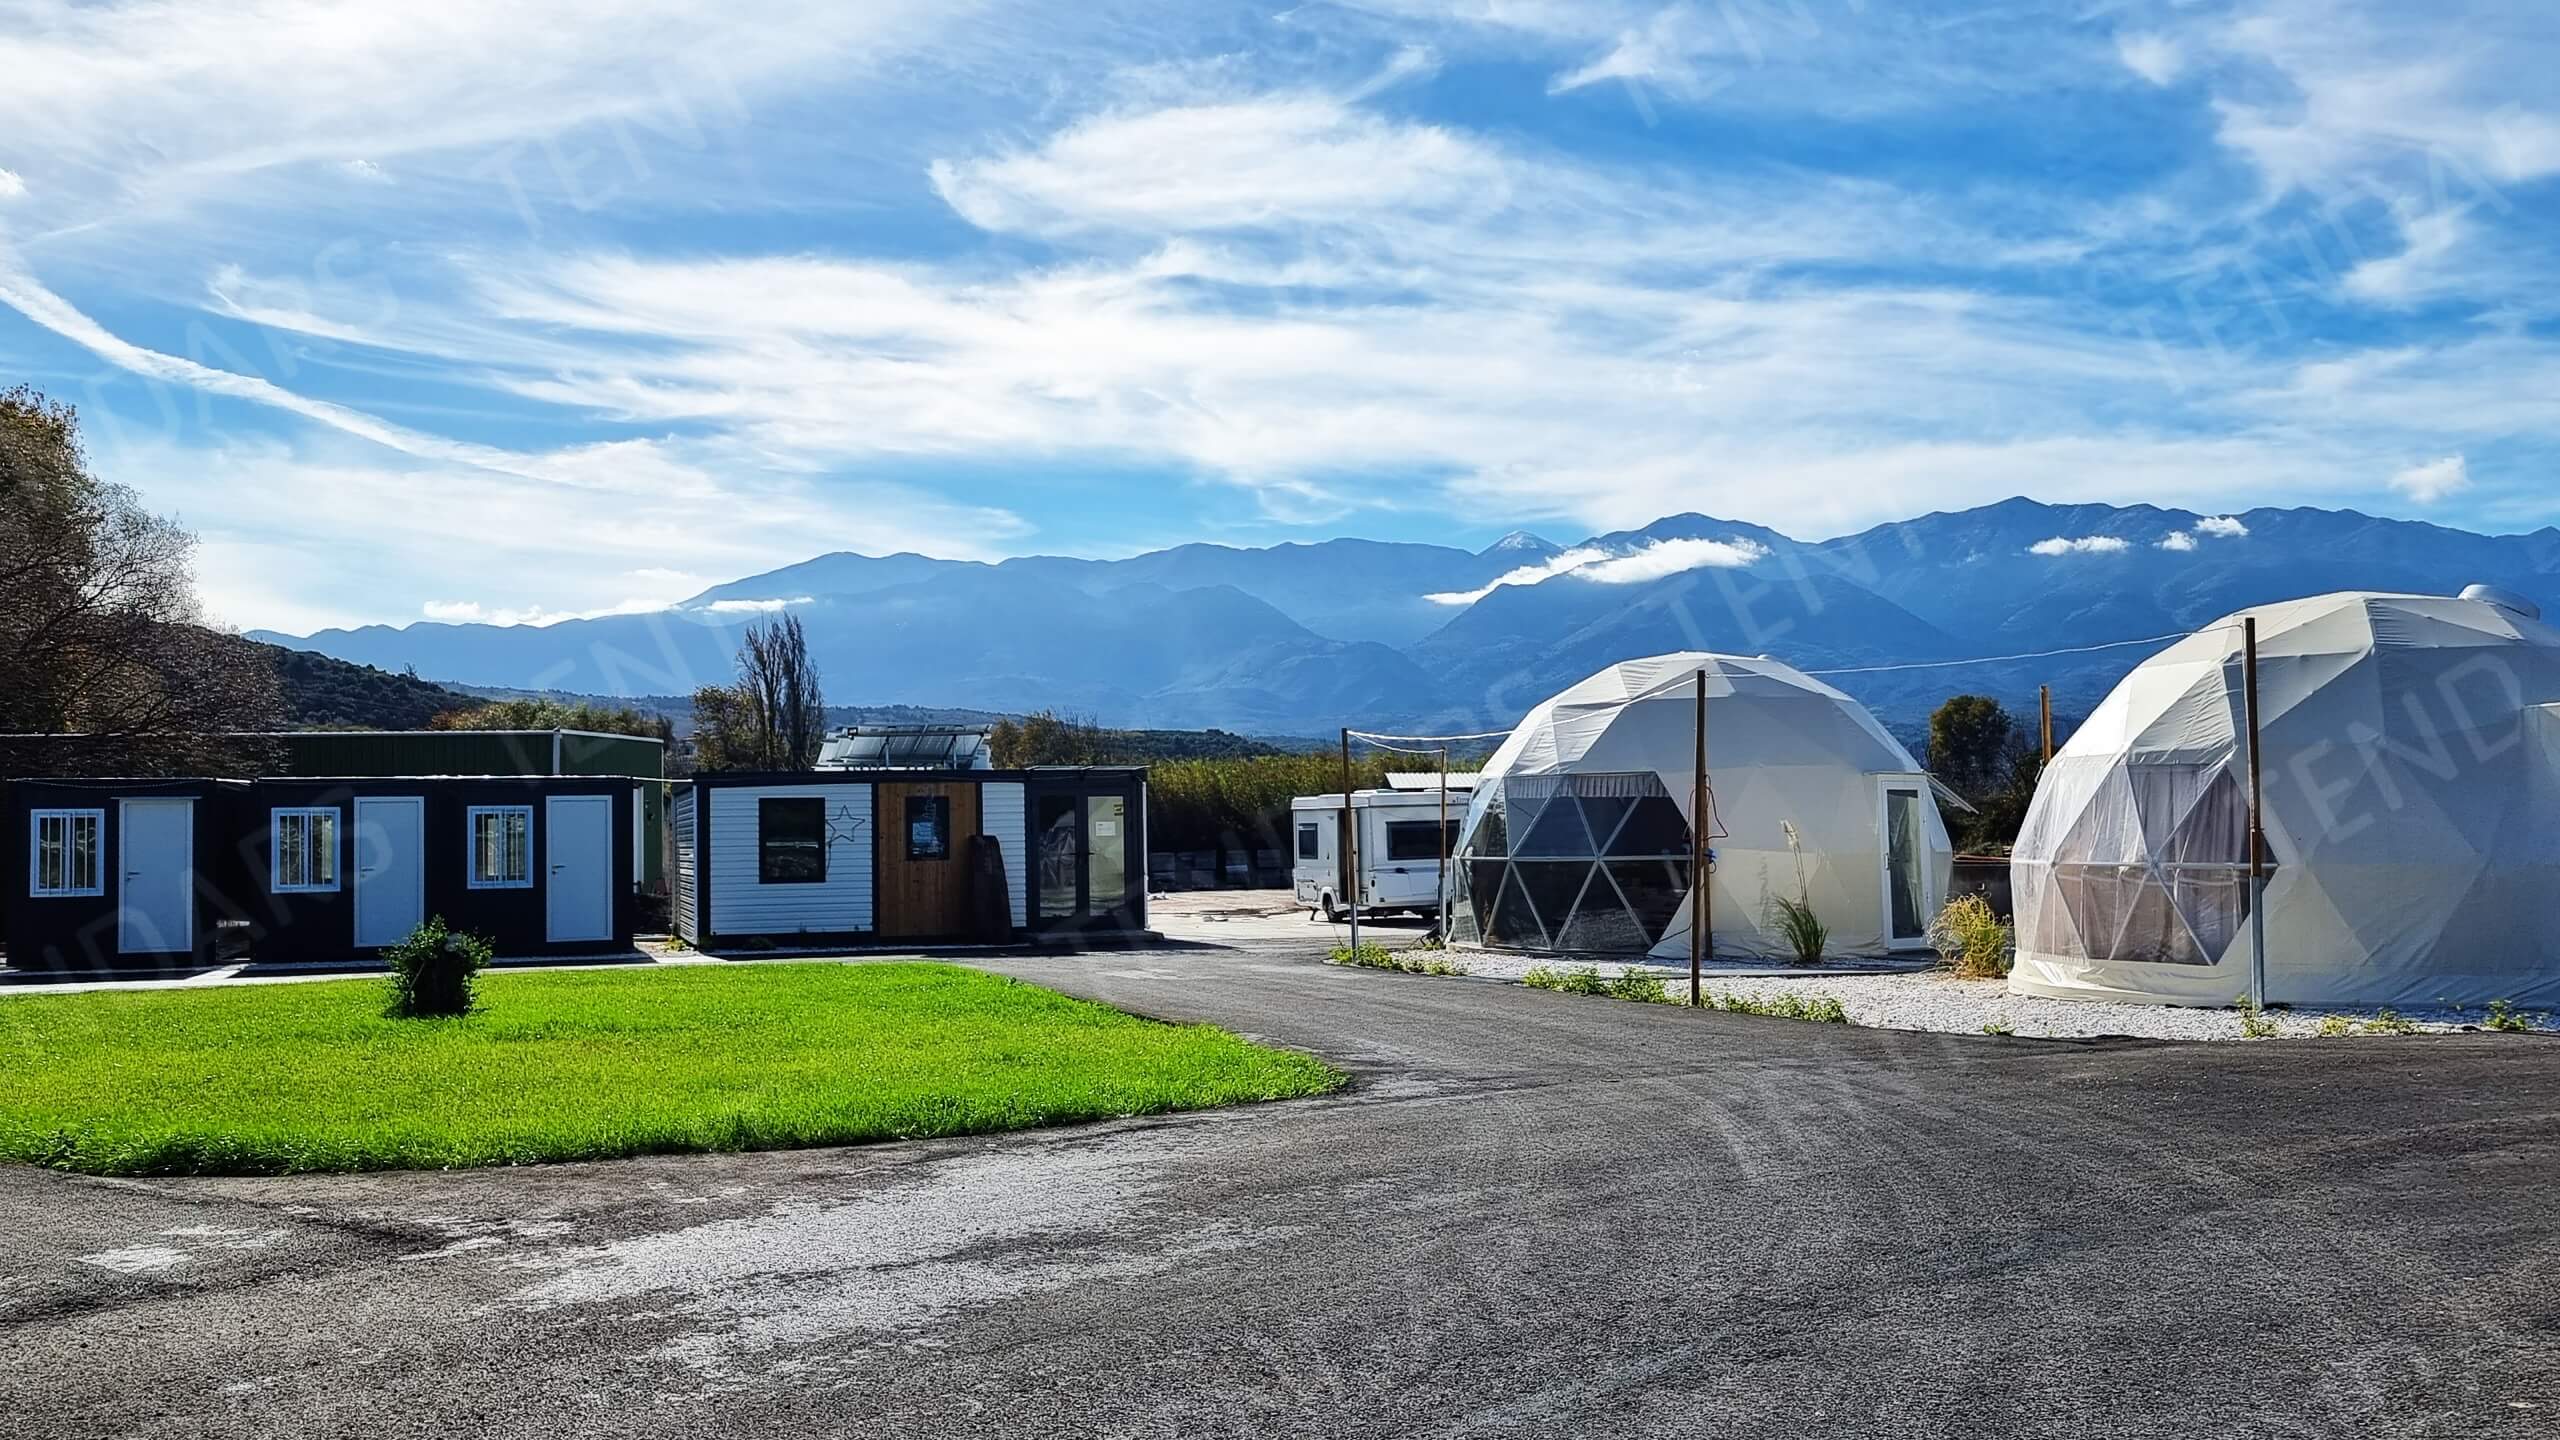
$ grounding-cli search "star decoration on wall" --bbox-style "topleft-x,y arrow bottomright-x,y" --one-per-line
826,804 -> 869,851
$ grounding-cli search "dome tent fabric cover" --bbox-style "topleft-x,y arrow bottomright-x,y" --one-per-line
1448,653 -> 1953,960
2010,590 -> 2560,1007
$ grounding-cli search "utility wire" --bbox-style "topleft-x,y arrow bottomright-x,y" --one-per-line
1797,626 -> 2235,678
1346,729 -> 1514,746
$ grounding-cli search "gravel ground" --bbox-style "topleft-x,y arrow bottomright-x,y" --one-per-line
1446,949 -> 2546,1040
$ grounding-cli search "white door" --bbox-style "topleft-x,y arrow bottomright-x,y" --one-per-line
353,796 -> 426,949
545,795 -> 614,943
1878,780 -> 1932,951
117,797 -> 194,957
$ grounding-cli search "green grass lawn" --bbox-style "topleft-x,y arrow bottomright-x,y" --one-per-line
0,963 -> 1342,1177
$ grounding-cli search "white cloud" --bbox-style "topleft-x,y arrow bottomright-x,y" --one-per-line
697,596 -> 813,614
2115,33 -> 2182,87
1424,536 -> 1766,604
2157,531 -> 2198,552
340,159 -> 388,183
2029,536 -> 2132,556
2342,211 -> 2469,305
0,167 -> 23,200
2390,454 -> 2470,504
2193,515 -> 2251,538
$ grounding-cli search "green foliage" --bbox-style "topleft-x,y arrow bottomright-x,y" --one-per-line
991,710 -> 1284,767
1697,989 -> 1853,1024
1606,969 -> 1671,1003
1770,895 -> 1829,968
1149,752 -> 1439,855
1327,942 -> 1468,976
0,963 -> 1341,1176
382,917 -> 493,1018
1928,695 -> 2014,795
1928,895 -> 2014,979
2361,1008 -> 2420,1035
2235,996 -> 2280,1039
2314,1013 -> 2355,1037
431,696 -> 670,740
267,645 -> 466,729
2482,999 -> 2540,1034
1981,1018 -> 2015,1036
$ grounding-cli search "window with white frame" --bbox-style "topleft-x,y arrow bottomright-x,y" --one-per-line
29,809 -> 105,898
468,806 -> 534,889
271,808 -> 340,893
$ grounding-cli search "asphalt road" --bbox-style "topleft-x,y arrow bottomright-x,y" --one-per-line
3,934 -> 2557,1438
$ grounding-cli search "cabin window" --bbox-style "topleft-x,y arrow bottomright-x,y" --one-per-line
29,809 -> 105,898
905,795 -> 951,860
467,806 -> 534,889
758,797 -> 827,883
271,808 -> 341,893
1385,820 -> 1459,863
1297,822 -> 1321,860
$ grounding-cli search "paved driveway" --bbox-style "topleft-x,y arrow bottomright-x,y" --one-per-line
2,930 -> 2555,1438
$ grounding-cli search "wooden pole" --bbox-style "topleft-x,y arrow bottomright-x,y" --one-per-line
1436,745 -> 1451,938
2243,618 -> 2268,1008
1341,727 -> 1359,954
2039,684 -> 2054,765
1691,668 -> 1707,1007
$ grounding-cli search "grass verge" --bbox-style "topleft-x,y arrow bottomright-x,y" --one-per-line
0,963 -> 1342,1177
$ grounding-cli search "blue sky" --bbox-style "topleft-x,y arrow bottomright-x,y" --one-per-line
1,0 -> 2555,633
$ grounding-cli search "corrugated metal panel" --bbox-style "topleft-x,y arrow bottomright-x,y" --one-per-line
265,730 -> 665,779
706,783 -> 873,938
672,789 -> 698,943
980,781 -> 1027,928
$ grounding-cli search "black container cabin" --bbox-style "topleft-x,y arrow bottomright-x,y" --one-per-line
3,778 -> 249,971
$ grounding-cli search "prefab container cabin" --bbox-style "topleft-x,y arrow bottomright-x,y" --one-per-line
5,778 -> 248,970
238,777 -> 639,964
672,768 -> 1148,949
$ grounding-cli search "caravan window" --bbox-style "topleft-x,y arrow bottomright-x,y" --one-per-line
1297,822 -> 1321,860
271,808 -> 341,893
758,798 -> 827,883
29,809 -> 105,897
467,806 -> 534,889
1385,820 -> 1458,863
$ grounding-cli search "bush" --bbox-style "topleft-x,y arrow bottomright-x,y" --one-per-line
1522,964 -> 1610,996
2483,999 -> 2540,1034
1606,969 -> 1671,1003
1700,988 -> 1852,1024
1928,895 -> 2014,979
1769,895 -> 1829,968
383,917 -> 494,1018
2234,997 -> 2280,1039
1328,942 -> 1469,977
2361,1008 -> 2420,1035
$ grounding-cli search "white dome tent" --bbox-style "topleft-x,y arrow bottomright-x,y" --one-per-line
2010,587 -> 2560,1008
1447,653 -> 1954,961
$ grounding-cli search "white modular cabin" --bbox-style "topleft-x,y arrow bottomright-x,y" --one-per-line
1291,777 -> 1477,920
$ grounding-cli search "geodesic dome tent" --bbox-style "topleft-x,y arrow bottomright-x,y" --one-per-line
2010,587 -> 2560,1008
1447,653 -> 1953,961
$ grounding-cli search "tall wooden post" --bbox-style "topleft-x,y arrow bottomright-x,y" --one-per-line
1340,727 -> 1359,954
2039,684 -> 2054,764
1690,668 -> 1708,1007
2243,619 -> 2267,1007
1437,745 -> 1451,937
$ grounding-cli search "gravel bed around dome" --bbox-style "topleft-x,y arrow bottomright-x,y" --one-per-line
1448,950 -> 2542,1040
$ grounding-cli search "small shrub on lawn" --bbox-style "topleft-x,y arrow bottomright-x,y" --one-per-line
2361,1008 -> 2420,1035
1929,895 -> 2013,979
1330,942 -> 1399,970
1605,969 -> 1671,1004
383,917 -> 493,1019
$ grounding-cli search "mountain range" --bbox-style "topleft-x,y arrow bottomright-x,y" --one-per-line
252,498 -> 2560,739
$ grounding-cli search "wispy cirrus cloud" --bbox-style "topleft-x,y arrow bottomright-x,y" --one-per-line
1424,535 -> 1768,605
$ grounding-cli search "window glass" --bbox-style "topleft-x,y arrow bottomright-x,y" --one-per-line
1297,822 -> 1321,861
1384,820 -> 1457,862
30,810 -> 104,897
272,808 -> 340,893
468,807 -> 533,888
905,795 -> 951,861
759,797 -> 827,884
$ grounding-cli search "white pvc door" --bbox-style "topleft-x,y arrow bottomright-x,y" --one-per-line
353,796 -> 426,949
1878,780 -> 1931,951
117,797 -> 194,956
545,795 -> 613,943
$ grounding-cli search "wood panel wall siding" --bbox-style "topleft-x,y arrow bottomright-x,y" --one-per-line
876,782 -> 978,939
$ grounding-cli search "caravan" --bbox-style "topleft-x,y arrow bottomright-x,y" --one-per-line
1290,775 -> 1476,922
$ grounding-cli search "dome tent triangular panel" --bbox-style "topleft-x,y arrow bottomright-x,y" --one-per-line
2009,590 -> 2560,1007
1449,652 -> 1954,961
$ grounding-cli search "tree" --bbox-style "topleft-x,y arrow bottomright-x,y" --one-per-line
691,616 -> 825,771
990,710 -> 1111,766
1927,695 -> 2014,797
430,696 -> 672,741
0,386 -> 282,776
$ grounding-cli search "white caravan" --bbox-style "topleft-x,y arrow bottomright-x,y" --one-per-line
1291,776 -> 1477,921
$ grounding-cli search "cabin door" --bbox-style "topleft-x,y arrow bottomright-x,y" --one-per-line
1878,779 -> 1931,951
353,796 -> 426,950
1029,783 -> 1143,935
545,795 -> 615,943
876,782 -> 978,939
117,797 -> 194,957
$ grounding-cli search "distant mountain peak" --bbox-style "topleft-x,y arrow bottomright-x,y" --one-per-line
1482,530 -> 1560,558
